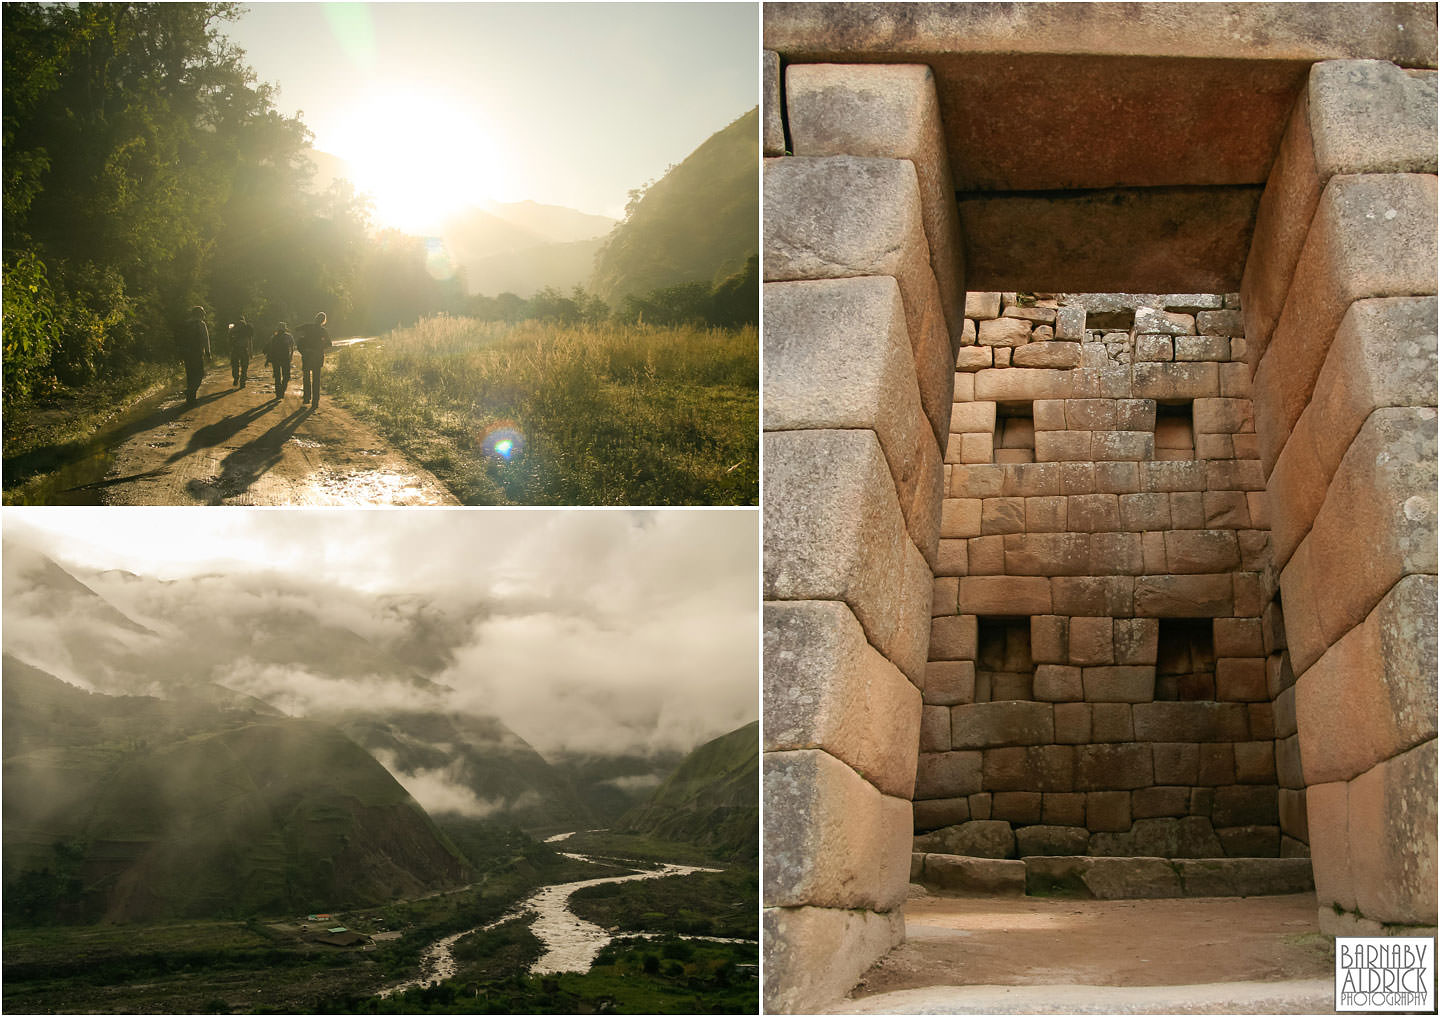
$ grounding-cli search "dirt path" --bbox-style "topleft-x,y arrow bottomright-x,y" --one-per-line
90,356 -> 457,505
837,892 -> 1333,1014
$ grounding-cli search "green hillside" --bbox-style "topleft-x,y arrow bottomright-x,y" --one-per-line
589,108 -> 758,304
617,721 -> 758,861
3,657 -> 469,925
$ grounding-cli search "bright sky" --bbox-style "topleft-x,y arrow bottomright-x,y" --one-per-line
222,2 -> 758,231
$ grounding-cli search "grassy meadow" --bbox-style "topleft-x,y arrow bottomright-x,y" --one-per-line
324,316 -> 758,505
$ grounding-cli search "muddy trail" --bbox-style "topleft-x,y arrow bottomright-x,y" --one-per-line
28,353 -> 457,506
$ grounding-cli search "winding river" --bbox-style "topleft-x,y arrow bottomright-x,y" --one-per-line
380,832 -> 722,996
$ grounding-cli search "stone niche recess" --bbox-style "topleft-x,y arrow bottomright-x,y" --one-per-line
922,291 -> 1292,862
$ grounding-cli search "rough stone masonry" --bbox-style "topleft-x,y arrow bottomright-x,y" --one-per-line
761,5 -> 1437,1014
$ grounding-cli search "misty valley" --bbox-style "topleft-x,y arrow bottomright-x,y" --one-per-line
2,538 -> 758,1014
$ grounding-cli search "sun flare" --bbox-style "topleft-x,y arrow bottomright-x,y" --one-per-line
326,85 -> 507,234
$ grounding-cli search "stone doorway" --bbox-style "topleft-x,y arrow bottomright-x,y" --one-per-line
763,7 -> 1436,1013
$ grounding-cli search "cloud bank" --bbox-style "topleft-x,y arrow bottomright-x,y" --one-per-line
4,510 -> 758,759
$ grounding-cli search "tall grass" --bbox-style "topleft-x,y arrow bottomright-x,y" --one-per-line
325,316 -> 758,505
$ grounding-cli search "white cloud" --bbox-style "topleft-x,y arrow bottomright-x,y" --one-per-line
3,509 -> 758,759
371,750 -> 506,819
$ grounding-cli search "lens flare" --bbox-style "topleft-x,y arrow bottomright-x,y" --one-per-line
424,238 -> 456,281
321,3 -> 377,69
481,422 -> 524,462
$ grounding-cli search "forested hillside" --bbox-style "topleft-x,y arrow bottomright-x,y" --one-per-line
589,108 -> 759,307
619,721 -> 758,860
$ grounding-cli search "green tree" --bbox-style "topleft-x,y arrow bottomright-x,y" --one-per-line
2,250 -> 58,400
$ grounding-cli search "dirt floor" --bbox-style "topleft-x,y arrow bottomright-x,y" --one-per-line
836,892 -> 1335,1014
91,356 -> 457,506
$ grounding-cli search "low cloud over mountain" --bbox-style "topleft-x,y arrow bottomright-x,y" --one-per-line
3,511 -> 757,824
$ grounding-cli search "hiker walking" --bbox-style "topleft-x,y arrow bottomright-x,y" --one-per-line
295,311 -> 332,409
265,322 -> 295,399
230,315 -> 255,388
178,305 -> 211,406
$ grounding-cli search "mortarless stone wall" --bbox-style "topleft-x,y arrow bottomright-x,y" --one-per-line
1239,59 -> 1437,938
920,291 -> 1300,861
761,63 -> 963,1016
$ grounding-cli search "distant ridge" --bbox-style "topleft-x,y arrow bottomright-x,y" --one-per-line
590,108 -> 759,305
441,200 -> 617,297
456,235 -> 608,299
618,720 -> 757,860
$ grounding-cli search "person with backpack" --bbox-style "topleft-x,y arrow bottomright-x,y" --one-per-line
295,311 -> 332,409
230,315 -> 256,388
265,322 -> 295,399
178,305 -> 211,406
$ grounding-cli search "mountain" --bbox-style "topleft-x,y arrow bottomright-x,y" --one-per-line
2,547 -> 597,834
0,539 -> 163,692
549,749 -> 686,827
589,108 -> 759,305
486,200 -> 616,245
3,657 -> 470,925
457,235 -> 609,299
440,202 -> 617,297
331,709 -> 593,832
300,148 -> 617,297
618,721 -> 758,861
1,543 -> 151,636
4,544 -> 447,703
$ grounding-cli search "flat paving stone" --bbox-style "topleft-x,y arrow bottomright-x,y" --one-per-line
829,979 -> 1334,1014
834,892 -> 1332,1014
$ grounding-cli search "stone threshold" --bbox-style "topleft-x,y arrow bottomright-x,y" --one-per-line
828,978 -> 1336,1015
912,852 -> 1314,900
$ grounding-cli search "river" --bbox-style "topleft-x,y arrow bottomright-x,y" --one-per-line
380,833 -> 723,996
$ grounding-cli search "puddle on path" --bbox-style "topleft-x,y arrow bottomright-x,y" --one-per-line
301,467 -> 437,505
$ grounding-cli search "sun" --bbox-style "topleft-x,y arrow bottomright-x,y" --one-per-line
325,85 -> 507,235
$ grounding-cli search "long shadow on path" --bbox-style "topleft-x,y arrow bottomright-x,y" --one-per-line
184,404 -> 312,503
166,396 -> 279,465
3,386 -> 231,485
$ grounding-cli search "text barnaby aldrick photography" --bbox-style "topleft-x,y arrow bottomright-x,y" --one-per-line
1335,937 -> 1435,1012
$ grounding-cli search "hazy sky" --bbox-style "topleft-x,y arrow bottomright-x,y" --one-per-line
221,3 -> 758,229
5,508 -> 758,757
